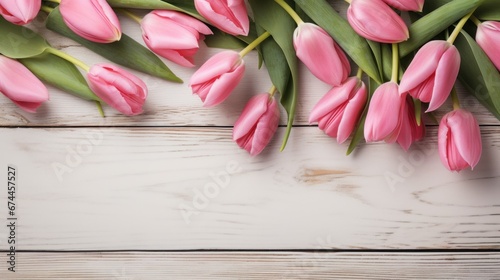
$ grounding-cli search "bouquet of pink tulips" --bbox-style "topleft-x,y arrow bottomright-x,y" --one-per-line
1,0 -> 499,172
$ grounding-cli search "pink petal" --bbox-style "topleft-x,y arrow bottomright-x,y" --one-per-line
194,0 -> 248,36
0,0 -> 40,25
447,110 -> 482,169
189,51 -> 242,86
337,81 -> 367,143
202,63 -> 245,107
233,94 -> 269,140
427,46 -> 460,112
382,0 -> 424,11
309,77 -> 358,123
476,21 -> 500,70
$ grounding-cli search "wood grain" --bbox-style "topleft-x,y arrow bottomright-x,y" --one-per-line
1,127 -> 499,250
1,252 -> 499,279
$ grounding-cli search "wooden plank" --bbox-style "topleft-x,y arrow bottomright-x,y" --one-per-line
1,127 -> 499,250
1,10 -> 498,127
1,252 -> 500,279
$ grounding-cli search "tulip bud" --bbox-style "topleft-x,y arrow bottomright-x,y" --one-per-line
397,97 -> 425,151
294,23 -> 351,86
0,55 -> 48,112
476,21 -> 500,71
189,51 -> 245,107
194,0 -> 249,36
0,0 -> 40,25
141,10 -> 213,67
399,40 -> 460,112
233,93 -> 280,156
347,0 -> 409,43
87,64 -> 147,116
59,0 -> 121,43
309,77 -> 367,143
382,0 -> 424,11
438,109 -> 482,171
364,82 -> 406,143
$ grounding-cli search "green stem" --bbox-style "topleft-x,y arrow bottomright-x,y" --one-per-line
391,43 -> 399,83
451,87 -> 460,110
44,0 -> 61,3
447,10 -> 475,44
269,85 -> 277,99
41,5 -> 54,13
470,15 -> 482,27
95,102 -> 105,118
274,0 -> 304,25
356,68 -> 363,79
119,9 -> 142,24
239,32 -> 271,58
345,0 -> 352,3
45,47 -> 91,72
414,98 -> 422,126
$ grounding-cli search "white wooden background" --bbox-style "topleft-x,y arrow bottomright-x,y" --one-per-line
1,2 -> 500,279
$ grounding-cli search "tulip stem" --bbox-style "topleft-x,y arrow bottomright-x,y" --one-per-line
239,32 -> 271,58
356,68 -> 363,79
95,101 -> 105,118
274,0 -> 304,25
119,9 -> 142,24
470,15 -> 482,27
41,5 -> 54,14
447,10 -> 475,44
451,87 -> 461,110
391,43 -> 399,83
414,99 -> 422,126
45,47 -> 91,73
269,85 -> 277,99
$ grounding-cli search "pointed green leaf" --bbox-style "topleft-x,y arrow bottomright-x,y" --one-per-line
454,30 -> 500,119
20,53 -> 100,101
294,0 -> 382,84
0,17 -> 50,58
45,7 -> 182,83
400,0 -> 484,57
107,0 -> 202,20
249,0 -> 298,151
204,30 -> 248,49
423,0 -> 497,21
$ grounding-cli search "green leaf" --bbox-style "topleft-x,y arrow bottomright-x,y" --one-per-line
45,7 -> 182,83
454,29 -> 500,119
204,30 -> 248,49
294,0 -> 382,84
249,0 -> 298,151
476,0 -> 500,20
107,0 -> 202,20
0,17 -> 50,59
20,53 -> 100,101
400,0 -> 484,57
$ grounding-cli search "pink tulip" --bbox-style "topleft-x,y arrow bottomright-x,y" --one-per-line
194,0 -> 249,36
0,0 -> 40,25
399,40 -> 460,112
233,93 -> 280,156
382,0 -> 424,11
0,55 -> 48,112
59,0 -> 121,43
476,21 -> 500,71
141,10 -> 212,67
397,97 -> 425,151
438,109 -> 482,171
364,82 -> 406,143
87,64 -> 147,116
294,23 -> 351,86
189,50 -> 245,107
309,77 -> 367,143
347,0 -> 409,43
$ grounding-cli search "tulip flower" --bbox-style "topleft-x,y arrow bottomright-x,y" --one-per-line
0,55 -> 48,112
397,97 -> 425,151
0,0 -> 40,25
233,93 -> 280,156
476,21 -> 500,71
87,64 -> 147,116
294,23 -> 351,86
141,10 -> 212,67
364,82 -> 406,143
347,0 -> 409,43
399,40 -> 460,112
438,109 -> 482,171
194,0 -> 249,36
382,0 -> 424,11
309,77 -> 367,143
59,0 -> 121,43
190,50 -> 245,107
